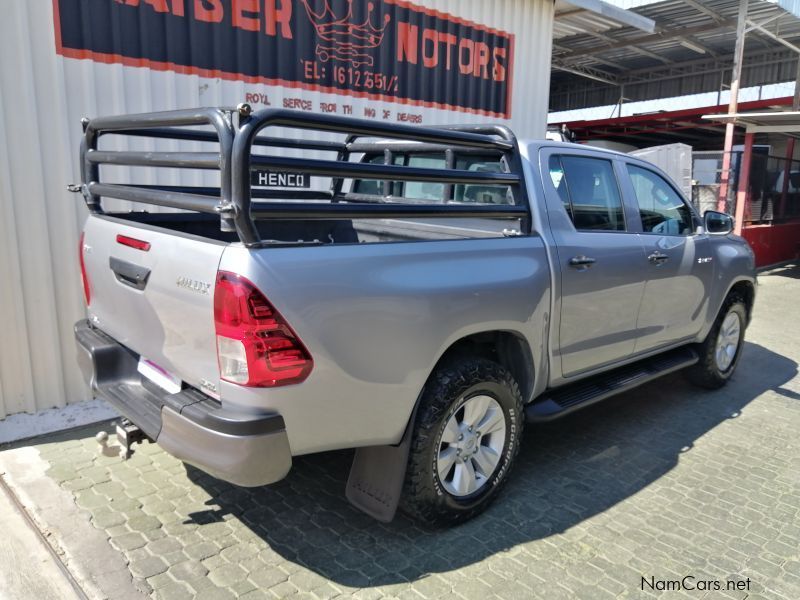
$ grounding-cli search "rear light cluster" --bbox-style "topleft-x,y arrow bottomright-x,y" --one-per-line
213,271 -> 312,387
78,232 -> 91,306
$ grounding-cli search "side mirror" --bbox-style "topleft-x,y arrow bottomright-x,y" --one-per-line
704,210 -> 734,235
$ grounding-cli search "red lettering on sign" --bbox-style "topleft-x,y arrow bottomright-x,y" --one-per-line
440,33 -> 457,70
493,47 -> 507,82
245,92 -> 271,105
397,112 -> 422,124
283,98 -> 312,111
195,0 -> 222,22
397,22 -> 418,64
473,42 -> 489,79
114,0 -> 169,10
232,0 -> 259,32
265,0 -> 292,39
171,0 -> 185,16
422,29 -> 438,68
458,38 -> 474,76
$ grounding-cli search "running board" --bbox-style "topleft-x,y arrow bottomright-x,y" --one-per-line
526,347 -> 698,423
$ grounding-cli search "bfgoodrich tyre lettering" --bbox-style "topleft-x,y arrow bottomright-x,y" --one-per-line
400,358 -> 523,526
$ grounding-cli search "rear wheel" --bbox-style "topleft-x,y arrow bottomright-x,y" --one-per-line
400,358 -> 523,527
686,295 -> 747,389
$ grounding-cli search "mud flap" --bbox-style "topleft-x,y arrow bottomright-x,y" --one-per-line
345,404 -> 418,523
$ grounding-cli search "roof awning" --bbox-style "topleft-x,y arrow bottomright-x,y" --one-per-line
703,111 -> 800,134
554,0 -> 657,39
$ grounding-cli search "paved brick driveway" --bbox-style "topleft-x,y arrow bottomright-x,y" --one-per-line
10,264 -> 800,599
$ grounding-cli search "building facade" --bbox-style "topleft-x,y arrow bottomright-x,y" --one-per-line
0,0 -> 556,418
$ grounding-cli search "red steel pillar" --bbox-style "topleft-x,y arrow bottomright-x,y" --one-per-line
734,131 -> 754,235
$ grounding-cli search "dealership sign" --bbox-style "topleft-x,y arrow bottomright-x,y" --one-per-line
53,0 -> 515,118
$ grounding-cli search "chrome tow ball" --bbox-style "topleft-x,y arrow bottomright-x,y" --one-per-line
96,419 -> 147,459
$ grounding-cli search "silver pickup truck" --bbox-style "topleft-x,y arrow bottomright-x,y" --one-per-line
74,107 -> 756,526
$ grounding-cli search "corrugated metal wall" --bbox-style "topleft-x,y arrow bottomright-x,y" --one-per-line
0,0 -> 553,419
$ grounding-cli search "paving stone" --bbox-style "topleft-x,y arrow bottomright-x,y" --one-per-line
185,541 -> 219,562
109,531 -> 148,552
25,265 -> 800,599
207,563 -> 249,588
147,572 -> 175,590
129,556 -> 169,579
154,582 -> 194,600
127,514 -> 163,533
169,560 -> 209,582
147,536 -> 184,556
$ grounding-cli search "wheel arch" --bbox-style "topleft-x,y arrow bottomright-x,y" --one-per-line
429,329 -> 535,404
727,279 -> 756,325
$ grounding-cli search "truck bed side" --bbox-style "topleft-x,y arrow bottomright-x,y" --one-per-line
218,235 -> 551,454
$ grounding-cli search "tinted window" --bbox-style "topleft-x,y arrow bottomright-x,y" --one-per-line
453,155 -> 512,205
627,165 -> 693,235
558,156 -> 625,231
405,154 -> 446,200
548,155 -> 572,220
353,154 -> 402,196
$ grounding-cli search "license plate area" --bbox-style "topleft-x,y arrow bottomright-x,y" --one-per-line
137,357 -> 182,394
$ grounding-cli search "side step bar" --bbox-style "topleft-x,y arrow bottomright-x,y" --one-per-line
526,347 -> 698,422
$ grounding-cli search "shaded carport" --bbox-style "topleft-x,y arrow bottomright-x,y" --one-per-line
704,110 -> 800,265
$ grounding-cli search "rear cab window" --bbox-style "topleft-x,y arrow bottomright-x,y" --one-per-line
354,152 -> 512,205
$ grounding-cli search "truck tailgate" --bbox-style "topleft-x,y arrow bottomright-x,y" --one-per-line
82,215 -> 225,397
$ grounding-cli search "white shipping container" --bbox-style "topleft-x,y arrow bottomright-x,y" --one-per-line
0,0 -> 555,419
630,143 -> 694,200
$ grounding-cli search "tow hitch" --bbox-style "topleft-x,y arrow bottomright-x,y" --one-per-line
96,419 -> 150,459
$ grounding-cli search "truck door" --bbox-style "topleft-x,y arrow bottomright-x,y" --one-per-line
541,150 -> 649,378
621,163 -> 714,351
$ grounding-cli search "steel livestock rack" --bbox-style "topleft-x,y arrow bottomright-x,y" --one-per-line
76,105 -> 531,247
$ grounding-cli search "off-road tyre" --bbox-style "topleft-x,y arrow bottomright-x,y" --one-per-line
400,358 -> 524,527
685,294 -> 747,390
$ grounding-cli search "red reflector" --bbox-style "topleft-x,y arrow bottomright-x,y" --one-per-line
116,234 -> 151,251
79,232 -> 91,306
214,271 -> 312,387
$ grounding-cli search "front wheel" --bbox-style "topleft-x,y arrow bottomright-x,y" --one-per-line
686,296 -> 747,389
400,358 -> 523,527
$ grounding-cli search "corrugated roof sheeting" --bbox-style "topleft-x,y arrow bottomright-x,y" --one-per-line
0,0 -> 555,419
551,0 -> 800,111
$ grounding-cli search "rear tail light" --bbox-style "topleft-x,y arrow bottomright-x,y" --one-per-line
213,271 -> 312,387
78,232 -> 91,306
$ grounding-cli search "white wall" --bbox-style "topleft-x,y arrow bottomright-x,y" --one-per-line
0,0 -> 554,419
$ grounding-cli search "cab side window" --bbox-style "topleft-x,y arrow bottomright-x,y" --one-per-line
627,164 -> 693,235
549,155 -> 626,231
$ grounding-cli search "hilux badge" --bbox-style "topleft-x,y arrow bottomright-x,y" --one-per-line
176,276 -> 211,295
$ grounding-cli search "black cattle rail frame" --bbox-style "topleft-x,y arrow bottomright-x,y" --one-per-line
75,105 -> 531,247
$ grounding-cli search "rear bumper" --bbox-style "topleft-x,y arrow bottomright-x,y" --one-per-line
74,319 -> 291,487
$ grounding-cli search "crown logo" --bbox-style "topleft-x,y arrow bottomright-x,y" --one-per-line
300,0 -> 391,67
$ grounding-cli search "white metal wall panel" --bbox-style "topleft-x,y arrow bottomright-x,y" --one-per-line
0,0 -> 553,418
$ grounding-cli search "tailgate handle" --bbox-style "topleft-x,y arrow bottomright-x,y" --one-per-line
110,256 -> 150,291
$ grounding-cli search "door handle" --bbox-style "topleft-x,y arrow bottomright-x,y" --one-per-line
110,256 -> 150,290
648,252 -> 669,264
568,255 -> 596,268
